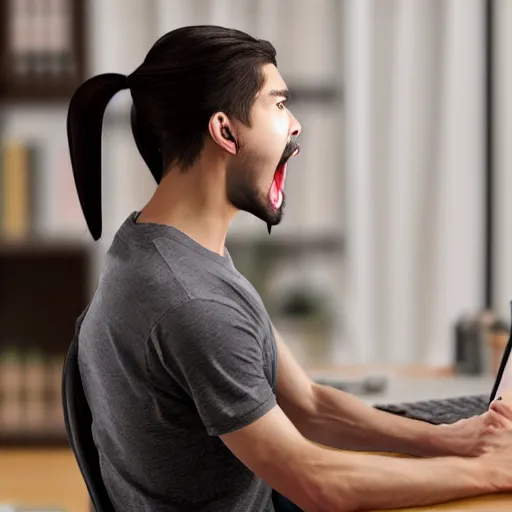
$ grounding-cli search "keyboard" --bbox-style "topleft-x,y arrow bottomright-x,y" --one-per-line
374,394 -> 490,425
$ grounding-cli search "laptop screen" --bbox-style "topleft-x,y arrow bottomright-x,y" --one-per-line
493,350 -> 512,402
490,308 -> 512,403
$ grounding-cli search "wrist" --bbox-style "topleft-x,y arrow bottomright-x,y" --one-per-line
473,456 -> 501,494
421,423 -> 461,457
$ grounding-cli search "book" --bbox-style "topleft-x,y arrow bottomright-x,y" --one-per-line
0,141 -> 40,240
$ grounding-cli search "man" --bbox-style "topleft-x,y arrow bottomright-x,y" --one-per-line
67,25 -> 512,512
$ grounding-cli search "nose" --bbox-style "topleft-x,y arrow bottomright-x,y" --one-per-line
289,112 -> 302,137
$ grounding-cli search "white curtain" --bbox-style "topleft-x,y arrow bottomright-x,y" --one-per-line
494,0 -> 512,323
342,0 -> 486,365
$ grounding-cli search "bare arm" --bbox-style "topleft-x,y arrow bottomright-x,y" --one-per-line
303,383 -> 462,456
273,327 -> 465,457
220,403 -> 494,512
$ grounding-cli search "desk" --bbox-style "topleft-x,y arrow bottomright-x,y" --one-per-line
384,494 -> 512,511
0,448 -> 511,511
0,448 -> 88,512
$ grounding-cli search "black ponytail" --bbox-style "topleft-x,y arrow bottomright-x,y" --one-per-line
67,72 -> 164,241
67,73 -> 129,241
130,103 -> 163,186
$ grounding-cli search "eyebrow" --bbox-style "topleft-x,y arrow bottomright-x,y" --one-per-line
268,89 -> 291,101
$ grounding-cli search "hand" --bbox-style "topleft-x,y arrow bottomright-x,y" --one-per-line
436,400 -> 512,457
476,400 -> 512,492
478,399 -> 512,453
436,414 -> 486,457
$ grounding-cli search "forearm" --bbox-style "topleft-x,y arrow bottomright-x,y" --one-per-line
306,444 -> 492,512
301,384 -> 458,457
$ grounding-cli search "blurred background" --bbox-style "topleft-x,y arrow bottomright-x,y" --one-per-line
1,0 -> 512,510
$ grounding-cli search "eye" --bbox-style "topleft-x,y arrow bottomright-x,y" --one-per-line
277,101 -> 287,110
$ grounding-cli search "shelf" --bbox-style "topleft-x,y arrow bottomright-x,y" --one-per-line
0,430 -> 69,448
0,0 -> 86,102
0,77 -> 81,103
0,238 -> 90,255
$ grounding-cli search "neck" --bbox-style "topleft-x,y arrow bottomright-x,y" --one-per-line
136,162 -> 236,256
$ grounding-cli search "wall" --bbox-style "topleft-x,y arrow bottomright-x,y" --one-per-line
494,0 -> 512,323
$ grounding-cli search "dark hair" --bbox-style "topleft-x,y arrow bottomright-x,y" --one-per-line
67,25 -> 277,240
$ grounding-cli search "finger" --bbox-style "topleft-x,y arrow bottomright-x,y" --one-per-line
486,413 -> 508,430
485,408 -> 510,429
482,408 -> 503,423
489,400 -> 512,422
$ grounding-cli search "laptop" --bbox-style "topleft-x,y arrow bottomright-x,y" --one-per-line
373,305 -> 512,425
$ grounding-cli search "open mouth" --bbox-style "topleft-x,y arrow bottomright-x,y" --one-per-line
269,146 -> 300,209
270,162 -> 287,209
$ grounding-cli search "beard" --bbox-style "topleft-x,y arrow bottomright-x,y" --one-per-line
226,136 -> 299,231
226,164 -> 286,227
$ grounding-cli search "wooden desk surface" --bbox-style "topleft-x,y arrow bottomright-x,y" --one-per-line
0,448 -> 88,512
1,448 -> 512,512
383,493 -> 512,511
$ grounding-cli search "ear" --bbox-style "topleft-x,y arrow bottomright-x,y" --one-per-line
208,113 -> 238,155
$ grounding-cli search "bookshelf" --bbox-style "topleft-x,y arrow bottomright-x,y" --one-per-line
0,0 -> 86,101
0,242 -> 90,447
0,0 -> 89,448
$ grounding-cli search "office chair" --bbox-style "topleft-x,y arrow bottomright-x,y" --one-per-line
62,331 -> 115,512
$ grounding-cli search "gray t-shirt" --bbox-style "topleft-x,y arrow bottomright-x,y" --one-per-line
77,211 -> 278,511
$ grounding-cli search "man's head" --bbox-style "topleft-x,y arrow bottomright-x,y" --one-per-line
67,25 -> 301,240
211,63 -> 301,230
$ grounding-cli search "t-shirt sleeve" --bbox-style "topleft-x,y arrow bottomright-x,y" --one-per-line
147,298 -> 277,436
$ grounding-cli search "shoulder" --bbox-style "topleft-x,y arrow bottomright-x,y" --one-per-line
151,298 -> 264,350
160,297 -> 250,324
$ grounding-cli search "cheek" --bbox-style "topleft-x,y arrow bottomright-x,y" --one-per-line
270,113 -> 290,140
252,109 -> 289,147
253,116 -> 289,167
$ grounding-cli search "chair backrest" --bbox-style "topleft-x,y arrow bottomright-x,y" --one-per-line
62,318 -> 115,512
